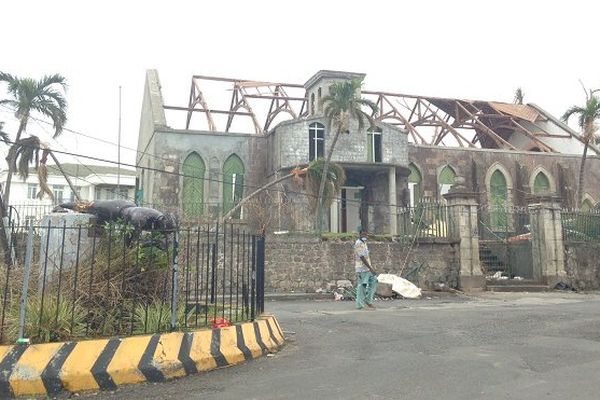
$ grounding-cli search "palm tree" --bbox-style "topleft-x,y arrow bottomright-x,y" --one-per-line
0,72 -> 67,205
316,79 -> 378,232
561,85 -> 600,207
514,88 -> 524,105
221,159 -> 345,223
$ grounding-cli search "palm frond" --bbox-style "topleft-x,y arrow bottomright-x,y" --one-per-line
7,135 -> 42,180
36,163 -> 54,200
0,72 -> 68,137
305,159 -> 346,211
0,122 -> 9,144
562,106 -> 586,124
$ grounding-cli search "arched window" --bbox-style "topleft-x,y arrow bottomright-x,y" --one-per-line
367,127 -> 382,163
408,163 -> 422,207
489,169 -> 508,229
182,152 -> 205,218
317,87 -> 322,111
533,171 -> 551,194
309,122 -> 325,161
223,154 -> 245,218
582,198 -> 595,211
438,165 -> 456,199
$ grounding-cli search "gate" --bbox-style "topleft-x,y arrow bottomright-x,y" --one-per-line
0,221 -> 265,344
478,206 -> 533,279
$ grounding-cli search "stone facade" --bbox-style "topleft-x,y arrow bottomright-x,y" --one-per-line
410,145 -> 600,209
564,243 -> 600,290
264,234 -> 459,292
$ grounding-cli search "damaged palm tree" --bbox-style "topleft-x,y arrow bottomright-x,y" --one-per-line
316,79 -> 378,233
7,135 -> 81,202
221,159 -> 346,227
561,83 -> 600,206
0,72 -> 68,264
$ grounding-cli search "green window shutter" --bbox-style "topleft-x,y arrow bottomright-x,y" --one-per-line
182,152 -> 205,218
408,163 -> 422,204
582,199 -> 594,211
490,169 -> 508,229
438,166 -> 456,185
223,155 -> 245,218
533,172 -> 550,194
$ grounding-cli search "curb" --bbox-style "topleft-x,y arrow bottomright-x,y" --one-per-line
0,315 -> 284,398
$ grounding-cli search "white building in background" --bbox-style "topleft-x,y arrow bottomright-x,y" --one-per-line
0,163 -> 136,225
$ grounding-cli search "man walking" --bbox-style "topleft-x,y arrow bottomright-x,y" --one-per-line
354,229 -> 378,310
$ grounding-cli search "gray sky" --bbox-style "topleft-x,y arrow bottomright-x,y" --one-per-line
1,0 -> 599,168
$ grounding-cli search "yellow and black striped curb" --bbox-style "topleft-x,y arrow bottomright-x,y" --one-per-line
0,315 -> 284,398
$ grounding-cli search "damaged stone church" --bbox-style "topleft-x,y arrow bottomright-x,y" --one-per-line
137,69 -> 600,233
136,69 -> 600,291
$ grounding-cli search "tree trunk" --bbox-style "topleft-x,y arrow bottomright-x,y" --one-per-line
2,117 -> 28,206
221,171 -> 295,222
0,117 -> 26,266
577,141 -> 589,207
316,126 -> 342,234
49,151 -> 82,202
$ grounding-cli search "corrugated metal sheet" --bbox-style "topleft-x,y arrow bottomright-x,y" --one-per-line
488,102 -> 540,122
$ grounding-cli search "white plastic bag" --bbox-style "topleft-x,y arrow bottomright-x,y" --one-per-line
377,273 -> 422,299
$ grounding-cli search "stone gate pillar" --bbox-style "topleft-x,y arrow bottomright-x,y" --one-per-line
444,179 -> 484,290
528,195 -> 566,286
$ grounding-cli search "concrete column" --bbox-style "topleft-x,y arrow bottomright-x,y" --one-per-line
528,195 -> 566,286
330,199 -> 339,233
444,180 -> 484,290
388,167 -> 398,235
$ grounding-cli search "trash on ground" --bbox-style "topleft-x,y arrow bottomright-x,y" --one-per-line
211,317 -> 231,329
554,281 -> 576,291
377,274 -> 421,299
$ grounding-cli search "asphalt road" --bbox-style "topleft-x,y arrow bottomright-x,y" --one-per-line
86,291 -> 600,400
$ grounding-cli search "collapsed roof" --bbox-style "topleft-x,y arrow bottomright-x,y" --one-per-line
157,71 -> 594,154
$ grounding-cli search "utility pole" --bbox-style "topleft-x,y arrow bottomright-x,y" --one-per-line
117,86 -> 122,196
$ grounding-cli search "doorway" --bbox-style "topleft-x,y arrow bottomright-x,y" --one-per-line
340,186 -> 363,233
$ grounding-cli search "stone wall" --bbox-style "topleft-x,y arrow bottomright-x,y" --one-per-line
409,145 -> 600,208
564,243 -> 600,290
264,234 -> 459,292
269,117 -> 408,173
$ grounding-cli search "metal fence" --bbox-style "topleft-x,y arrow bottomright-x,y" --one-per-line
477,206 -> 533,278
561,209 -> 600,242
0,221 -> 264,344
397,203 -> 453,240
7,204 -> 56,227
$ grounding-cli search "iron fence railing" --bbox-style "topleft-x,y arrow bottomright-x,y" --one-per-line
0,221 -> 264,344
561,210 -> 600,242
397,203 -> 453,240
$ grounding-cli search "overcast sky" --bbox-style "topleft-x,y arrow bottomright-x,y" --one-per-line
1,0 -> 599,169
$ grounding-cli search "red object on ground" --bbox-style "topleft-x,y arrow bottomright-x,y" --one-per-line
211,317 -> 231,329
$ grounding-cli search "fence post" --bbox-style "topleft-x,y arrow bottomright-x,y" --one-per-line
17,224 -> 35,341
170,230 -> 180,331
256,235 -> 265,314
528,195 -> 566,286
443,178 -> 484,290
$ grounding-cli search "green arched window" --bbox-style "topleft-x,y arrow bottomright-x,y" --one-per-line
438,165 -> 456,199
408,163 -> 422,206
182,152 -> 206,218
223,154 -> 245,218
490,169 -> 508,229
533,172 -> 550,194
582,198 -> 594,211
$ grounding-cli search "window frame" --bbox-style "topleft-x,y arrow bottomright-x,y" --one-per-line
367,128 -> 382,163
27,183 -> 38,200
308,122 -> 325,161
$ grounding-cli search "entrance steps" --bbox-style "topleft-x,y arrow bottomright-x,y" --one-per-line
486,279 -> 549,292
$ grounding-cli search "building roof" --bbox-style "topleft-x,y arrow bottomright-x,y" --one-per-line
28,163 -> 136,178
